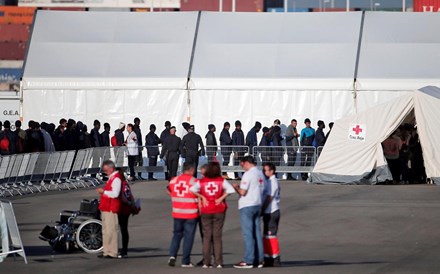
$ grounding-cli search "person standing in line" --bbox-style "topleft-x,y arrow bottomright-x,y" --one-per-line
315,120 -> 326,148
190,162 -> 235,268
101,123 -> 111,147
285,119 -> 299,180
182,125 -> 205,178
40,122 -> 56,152
262,163 -> 281,267
0,121 -> 17,155
161,121 -> 172,144
145,124 -> 161,181
300,118 -> 315,180
160,126 -> 182,180
167,162 -> 199,268
205,124 -> 217,163
232,120 -> 245,180
90,120 -> 102,148
232,156 -> 265,269
125,124 -> 138,182
246,122 -> 262,155
219,122 -> 232,179
14,120 -> 26,153
325,122 -> 334,140
114,123 -> 125,147
96,160 -> 122,259
259,127 -> 271,163
133,117 -> 144,180
269,119 -> 283,167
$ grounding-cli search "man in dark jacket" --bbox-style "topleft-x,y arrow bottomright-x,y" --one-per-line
0,120 -> 17,155
133,117 -> 144,179
25,121 -> 45,153
269,119 -> 283,167
64,119 -> 79,151
101,123 -> 111,147
145,124 -> 161,180
160,126 -> 181,180
259,127 -> 271,163
246,121 -> 261,154
205,124 -> 217,163
181,125 -> 205,177
160,121 -> 171,144
232,120 -> 245,179
315,120 -> 326,147
219,122 -> 232,178
90,120 -> 102,147
114,123 -> 125,147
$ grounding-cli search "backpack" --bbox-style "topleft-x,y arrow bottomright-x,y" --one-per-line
111,135 -> 118,147
0,134 -> 10,152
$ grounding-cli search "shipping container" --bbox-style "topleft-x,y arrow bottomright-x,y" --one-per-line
0,68 -> 22,83
0,7 -> 35,24
0,42 -> 27,60
180,0 -> 263,12
0,24 -> 31,42
414,0 -> 440,11
42,7 -> 86,11
312,8 -> 357,12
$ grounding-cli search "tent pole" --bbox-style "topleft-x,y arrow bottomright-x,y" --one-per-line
284,0 -> 288,12
346,0 -> 350,11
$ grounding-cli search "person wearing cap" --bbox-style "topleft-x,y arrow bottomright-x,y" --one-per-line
145,124 -> 161,180
219,122 -> 232,179
160,126 -> 182,180
259,127 -> 271,163
182,125 -> 205,178
205,124 -> 217,163
232,120 -> 245,180
300,118 -> 315,180
315,120 -> 326,147
182,122 -> 191,138
114,123 -> 125,147
246,122 -> 262,154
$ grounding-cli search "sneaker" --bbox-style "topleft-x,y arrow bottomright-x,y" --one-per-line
216,265 -> 223,269
233,262 -> 253,269
202,265 -> 213,269
168,257 -> 176,267
181,263 -> 194,268
257,262 -> 264,268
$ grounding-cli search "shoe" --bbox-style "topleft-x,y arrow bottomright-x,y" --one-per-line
196,259 -> 204,266
99,255 -> 118,259
168,257 -> 176,267
216,265 -> 223,269
181,263 -> 194,268
128,176 -> 136,182
202,265 -> 213,269
117,254 -> 128,259
273,258 -> 281,267
233,262 -> 253,269
257,262 -> 264,268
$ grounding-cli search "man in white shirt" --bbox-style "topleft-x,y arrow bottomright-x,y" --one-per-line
262,163 -> 281,267
232,156 -> 265,269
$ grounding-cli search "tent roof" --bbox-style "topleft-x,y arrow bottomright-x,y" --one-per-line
22,11 -> 198,90
190,12 -> 362,90
356,12 -> 440,91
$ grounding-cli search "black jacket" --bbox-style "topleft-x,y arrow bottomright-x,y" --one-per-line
101,130 -> 110,147
114,129 -> 125,147
90,128 -> 102,147
316,128 -> 326,147
160,128 -> 170,144
205,131 -> 217,146
219,129 -> 232,146
269,125 -> 283,146
145,131 -> 161,157
0,129 -> 17,155
160,135 -> 182,159
182,132 -> 205,158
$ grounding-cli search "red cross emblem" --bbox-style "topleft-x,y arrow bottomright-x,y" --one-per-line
205,182 -> 219,196
352,125 -> 363,135
174,181 -> 189,197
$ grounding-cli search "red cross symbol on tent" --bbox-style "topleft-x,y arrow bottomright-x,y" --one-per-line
174,181 -> 189,197
205,182 -> 219,196
352,125 -> 363,135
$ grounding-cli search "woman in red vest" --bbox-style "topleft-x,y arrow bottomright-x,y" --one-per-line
190,162 -> 235,268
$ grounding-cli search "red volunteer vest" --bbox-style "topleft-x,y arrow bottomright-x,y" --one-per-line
170,174 -> 199,219
99,172 -> 122,213
199,177 -> 227,215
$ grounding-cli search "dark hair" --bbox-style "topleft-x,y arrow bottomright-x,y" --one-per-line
263,162 -> 276,173
274,119 -> 281,125
3,120 -> 10,129
127,123 -> 134,130
317,120 -> 324,127
150,124 -> 156,130
165,121 -> 171,127
182,162 -> 195,172
15,120 -> 21,127
291,119 -> 297,123
104,123 -> 110,129
255,121 -> 262,129
134,117 -> 140,123
204,162 -> 222,179
224,122 -> 230,127
59,118 -> 67,125
240,155 -> 256,165
102,160 -> 116,169
93,120 -> 100,126
28,120 -> 34,128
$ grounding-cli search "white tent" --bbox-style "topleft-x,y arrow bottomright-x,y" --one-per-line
311,86 -> 440,185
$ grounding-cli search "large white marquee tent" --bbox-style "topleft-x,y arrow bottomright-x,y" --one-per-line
22,11 -> 440,140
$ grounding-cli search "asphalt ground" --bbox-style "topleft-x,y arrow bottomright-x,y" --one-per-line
2,180 -> 440,274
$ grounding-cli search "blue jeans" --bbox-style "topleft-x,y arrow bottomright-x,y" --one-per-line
239,205 -> 264,265
169,218 -> 198,264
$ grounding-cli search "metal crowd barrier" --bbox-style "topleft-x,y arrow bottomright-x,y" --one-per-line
252,146 -> 317,173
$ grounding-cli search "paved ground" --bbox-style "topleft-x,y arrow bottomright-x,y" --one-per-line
2,180 -> 440,274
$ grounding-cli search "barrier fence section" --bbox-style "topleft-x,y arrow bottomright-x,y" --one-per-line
253,146 -> 317,173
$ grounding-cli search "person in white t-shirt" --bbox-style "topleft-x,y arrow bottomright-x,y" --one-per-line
262,163 -> 281,267
232,156 -> 265,269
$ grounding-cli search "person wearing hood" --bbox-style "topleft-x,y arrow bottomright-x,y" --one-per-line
246,122 -> 262,154
182,125 -> 205,178
205,124 -> 217,163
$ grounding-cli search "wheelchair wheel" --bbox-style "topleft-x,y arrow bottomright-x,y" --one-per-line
76,219 -> 103,254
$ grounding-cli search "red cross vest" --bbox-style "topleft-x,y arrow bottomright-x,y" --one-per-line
199,177 -> 227,215
170,174 -> 199,219
99,172 -> 122,213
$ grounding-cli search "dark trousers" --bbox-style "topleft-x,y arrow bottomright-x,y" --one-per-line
136,153 -> 143,177
127,155 -> 136,178
186,156 -> 199,178
387,158 -> 401,182
234,152 -> 244,178
167,156 -> 179,180
287,147 -> 297,178
148,156 -> 157,179
201,213 -> 226,266
301,147 -> 314,180
169,218 -> 198,265
207,148 -> 217,163
118,214 -> 130,255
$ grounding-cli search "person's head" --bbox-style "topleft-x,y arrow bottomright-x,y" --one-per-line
304,118 -> 311,128
134,117 -> 140,126
204,162 -> 222,179
291,119 -> 297,128
48,123 -> 56,133
102,160 -> 116,176
317,120 -> 325,129
59,118 -> 67,128
165,121 -> 171,129
3,120 -> 10,130
262,127 -> 270,136
41,122 -> 48,131
254,121 -> 262,132
104,123 -> 110,132
188,125 -> 195,133
235,120 -> 242,131
34,122 -> 41,130
119,122 -> 125,132
116,167 -> 126,181
263,163 -> 276,178
329,122 -> 334,130
182,162 -> 195,176
240,155 -> 256,171
150,124 -> 156,132
273,119 -> 281,126
169,126 -> 176,135
28,120 -> 34,129
15,120 -> 21,129
208,124 -> 216,132
83,125 -> 88,133
223,122 -> 230,131
93,120 -> 101,130
200,164 -> 208,178
67,119 -> 75,129
127,123 -> 134,133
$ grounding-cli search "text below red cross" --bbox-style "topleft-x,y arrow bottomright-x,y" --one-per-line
175,181 -> 189,197
352,125 -> 363,135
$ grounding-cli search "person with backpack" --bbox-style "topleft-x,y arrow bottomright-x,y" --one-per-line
0,121 -> 17,155
112,123 -> 125,147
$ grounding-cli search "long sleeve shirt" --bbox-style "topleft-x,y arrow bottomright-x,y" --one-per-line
103,172 -> 122,198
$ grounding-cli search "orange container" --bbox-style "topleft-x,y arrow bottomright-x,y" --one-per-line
0,7 -> 36,24
0,42 -> 27,60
